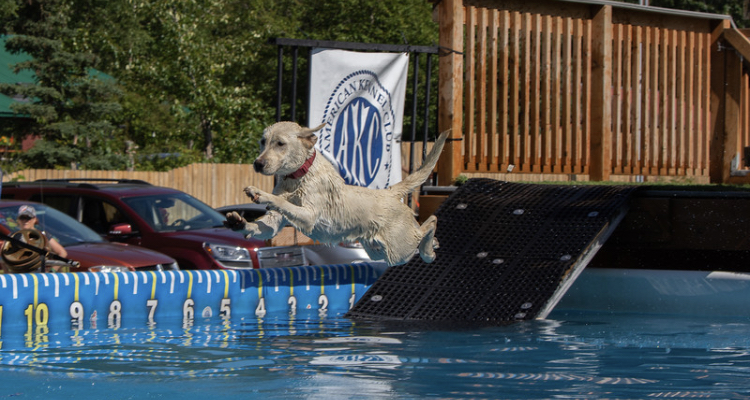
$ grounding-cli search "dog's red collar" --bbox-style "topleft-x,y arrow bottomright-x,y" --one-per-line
286,151 -> 316,179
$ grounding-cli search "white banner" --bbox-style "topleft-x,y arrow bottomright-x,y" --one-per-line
308,48 -> 409,189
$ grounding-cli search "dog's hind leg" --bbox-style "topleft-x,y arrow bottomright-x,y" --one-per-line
360,240 -> 388,263
417,215 -> 438,263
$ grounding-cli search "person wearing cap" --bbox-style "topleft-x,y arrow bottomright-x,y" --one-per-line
16,205 -> 68,264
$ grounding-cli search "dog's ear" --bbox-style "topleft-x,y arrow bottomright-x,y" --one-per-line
298,123 -> 324,149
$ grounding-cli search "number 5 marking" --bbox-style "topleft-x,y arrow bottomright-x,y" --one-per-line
220,298 -> 231,318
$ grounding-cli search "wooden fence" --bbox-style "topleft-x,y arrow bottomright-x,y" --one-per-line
434,0 -> 750,185
3,142 -> 433,208
4,164 -> 272,209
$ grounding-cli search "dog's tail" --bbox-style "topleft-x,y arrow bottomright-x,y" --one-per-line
390,129 -> 450,197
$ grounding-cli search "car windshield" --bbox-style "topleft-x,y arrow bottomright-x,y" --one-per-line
122,193 -> 226,232
0,204 -> 105,247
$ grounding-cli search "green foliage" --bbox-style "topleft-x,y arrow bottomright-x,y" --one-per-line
66,0 -> 438,165
453,175 -> 469,186
79,152 -> 129,170
0,0 -> 17,21
19,139 -> 80,168
0,0 -> 127,170
135,149 -> 203,172
650,0 -> 749,27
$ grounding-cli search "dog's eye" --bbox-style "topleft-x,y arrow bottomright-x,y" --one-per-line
276,141 -> 285,147
259,138 -> 266,147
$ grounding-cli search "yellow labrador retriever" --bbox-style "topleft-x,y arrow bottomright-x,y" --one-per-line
224,121 -> 449,267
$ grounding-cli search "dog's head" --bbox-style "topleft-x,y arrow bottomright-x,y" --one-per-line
253,122 -> 325,176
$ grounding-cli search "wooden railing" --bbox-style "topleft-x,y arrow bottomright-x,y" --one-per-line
434,0 -> 750,184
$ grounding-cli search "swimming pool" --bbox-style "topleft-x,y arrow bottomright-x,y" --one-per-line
1,309 -> 748,399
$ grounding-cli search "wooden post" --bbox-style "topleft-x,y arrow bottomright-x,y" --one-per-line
723,44 -> 743,182
437,0 -> 464,186
722,27 -> 750,184
589,5 -> 612,181
709,20 -> 730,183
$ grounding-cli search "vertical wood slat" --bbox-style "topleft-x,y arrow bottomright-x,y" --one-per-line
499,10 -> 510,171
562,18 -> 573,173
477,8 -> 488,168
510,11 -> 521,169
747,70 -> 750,169
641,26 -> 650,174
630,26 -> 643,175
668,29 -> 677,174
541,14 -> 552,172
464,6 -> 477,169
695,32 -> 705,174
488,9 -> 500,171
743,72 -> 750,170
659,28 -> 669,174
623,24 -> 633,174
703,31 -> 712,175
531,14 -> 542,172
675,31 -> 687,175
686,31 -> 696,173
582,20 -> 592,174
649,27 -> 660,175
613,24 -> 623,173
521,13 -> 532,171
572,19 -> 583,173
551,16 -> 562,173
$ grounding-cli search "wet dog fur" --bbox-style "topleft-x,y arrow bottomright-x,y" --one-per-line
224,121 -> 449,267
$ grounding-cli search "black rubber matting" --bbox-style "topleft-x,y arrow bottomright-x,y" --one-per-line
345,179 -> 637,325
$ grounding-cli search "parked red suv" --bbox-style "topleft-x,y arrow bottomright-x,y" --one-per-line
1,179 -> 269,270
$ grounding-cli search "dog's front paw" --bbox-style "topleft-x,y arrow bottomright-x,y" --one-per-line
223,211 -> 248,231
224,211 -> 263,238
243,186 -> 268,204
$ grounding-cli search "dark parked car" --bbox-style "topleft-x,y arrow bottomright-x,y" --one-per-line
1,179 -> 304,269
216,203 -> 376,266
0,200 -> 178,273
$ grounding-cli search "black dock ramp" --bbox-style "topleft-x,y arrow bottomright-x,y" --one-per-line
345,179 -> 637,325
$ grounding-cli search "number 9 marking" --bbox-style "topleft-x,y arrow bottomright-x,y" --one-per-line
70,302 -> 84,326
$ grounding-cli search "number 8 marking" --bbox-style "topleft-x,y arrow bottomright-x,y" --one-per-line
108,300 -> 122,328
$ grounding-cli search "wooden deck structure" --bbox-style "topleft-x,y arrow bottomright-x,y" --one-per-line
432,0 -> 750,185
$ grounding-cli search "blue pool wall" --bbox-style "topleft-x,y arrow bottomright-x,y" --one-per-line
0,263 -> 384,332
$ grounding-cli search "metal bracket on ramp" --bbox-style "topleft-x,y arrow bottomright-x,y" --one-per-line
346,179 -> 637,325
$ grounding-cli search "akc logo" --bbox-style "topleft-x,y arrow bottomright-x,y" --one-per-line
317,70 -> 395,189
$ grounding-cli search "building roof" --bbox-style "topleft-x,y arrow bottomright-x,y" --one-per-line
0,35 -> 35,118
0,35 -> 114,119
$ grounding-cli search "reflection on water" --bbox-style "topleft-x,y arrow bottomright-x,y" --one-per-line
0,311 -> 749,399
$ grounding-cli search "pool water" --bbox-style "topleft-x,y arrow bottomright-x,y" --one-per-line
0,310 -> 748,399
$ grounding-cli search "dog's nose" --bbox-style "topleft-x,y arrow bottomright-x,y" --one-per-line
253,159 -> 265,173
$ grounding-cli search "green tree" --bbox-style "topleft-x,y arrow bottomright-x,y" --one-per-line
68,0 -> 437,165
0,0 -> 124,170
3,0 -> 440,168
0,0 -> 17,20
73,0 -> 272,162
